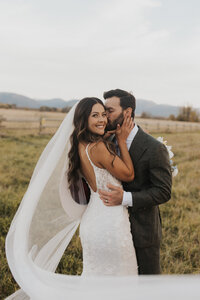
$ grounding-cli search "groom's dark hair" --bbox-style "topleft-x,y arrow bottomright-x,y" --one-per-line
103,89 -> 136,119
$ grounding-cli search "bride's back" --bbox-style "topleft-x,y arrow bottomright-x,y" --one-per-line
78,142 -> 122,193
78,142 -> 101,192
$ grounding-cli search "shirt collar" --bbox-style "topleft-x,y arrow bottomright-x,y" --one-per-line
127,124 -> 138,142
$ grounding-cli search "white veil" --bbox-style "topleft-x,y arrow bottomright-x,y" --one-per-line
5,102 -> 87,299
5,101 -> 200,300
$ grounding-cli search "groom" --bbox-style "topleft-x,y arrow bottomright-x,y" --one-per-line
99,89 -> 172,275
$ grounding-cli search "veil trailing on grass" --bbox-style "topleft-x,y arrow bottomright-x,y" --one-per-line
5,101 -> 200,300
5,102 -> 88,299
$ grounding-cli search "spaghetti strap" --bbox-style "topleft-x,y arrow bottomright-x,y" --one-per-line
85,144 -> 95,168
85,143 -> 104,171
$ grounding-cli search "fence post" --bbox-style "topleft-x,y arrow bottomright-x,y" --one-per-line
39,117 -> 45,134
0,115 -> 6,129
165,123 -> 170,133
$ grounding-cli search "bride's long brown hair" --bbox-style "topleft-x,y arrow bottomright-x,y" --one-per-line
68,97 -> 116,189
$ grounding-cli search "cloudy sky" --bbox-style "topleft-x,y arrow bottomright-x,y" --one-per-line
0,0 -> 199,107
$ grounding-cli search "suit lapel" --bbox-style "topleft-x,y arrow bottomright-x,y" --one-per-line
129,126 -> 148,165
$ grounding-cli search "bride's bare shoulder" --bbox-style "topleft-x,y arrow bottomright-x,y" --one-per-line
90,141 -> 112,162
91,141 -> 107,152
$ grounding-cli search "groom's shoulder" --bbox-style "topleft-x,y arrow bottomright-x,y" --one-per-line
138,127 -> 164,150
138,126 -> 157,144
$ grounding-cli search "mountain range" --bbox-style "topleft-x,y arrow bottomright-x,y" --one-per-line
0,92 -> 192,118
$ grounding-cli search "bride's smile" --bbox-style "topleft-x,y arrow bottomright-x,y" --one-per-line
87,103 -> 107,135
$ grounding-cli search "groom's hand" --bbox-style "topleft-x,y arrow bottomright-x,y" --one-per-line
99,184 -> 124,206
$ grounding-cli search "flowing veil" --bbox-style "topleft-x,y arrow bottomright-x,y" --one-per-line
5,101 -> 200,300
5,102 -> 88,299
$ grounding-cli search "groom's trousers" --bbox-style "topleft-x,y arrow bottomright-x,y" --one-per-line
135,246 -> 161,275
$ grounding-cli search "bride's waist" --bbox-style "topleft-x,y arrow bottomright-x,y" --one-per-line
91,184 -> 122,195
89,191 -> 103,202
88,192 -> 126,211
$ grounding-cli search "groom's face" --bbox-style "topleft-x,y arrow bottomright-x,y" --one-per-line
105,97 -> 124,131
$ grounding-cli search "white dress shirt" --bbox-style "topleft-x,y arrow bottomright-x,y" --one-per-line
121,124 -> 138,207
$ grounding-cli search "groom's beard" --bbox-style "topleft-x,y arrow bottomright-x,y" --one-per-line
106,112 -> 124,131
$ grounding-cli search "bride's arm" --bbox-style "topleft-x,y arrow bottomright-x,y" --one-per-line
92,114 -> 134,182
115,114 -> 134,176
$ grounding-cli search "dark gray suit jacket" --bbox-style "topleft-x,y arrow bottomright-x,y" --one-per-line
123,127 -> 172,248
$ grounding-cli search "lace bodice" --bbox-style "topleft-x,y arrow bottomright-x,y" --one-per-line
85,143 -> 122,192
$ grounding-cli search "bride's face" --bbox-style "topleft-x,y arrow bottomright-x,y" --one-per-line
87,103 -> 107,135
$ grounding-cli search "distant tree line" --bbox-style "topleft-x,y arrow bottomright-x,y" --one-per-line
140,112 -> 153,119
39,106 -> 71,113
140,106 -> 199,122
140,112 -> 166,120
0,102 -> 71,113
0,103 -> 16,109
169,106 -> 200,122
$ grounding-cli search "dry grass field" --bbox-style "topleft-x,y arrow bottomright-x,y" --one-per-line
0,119 -> 200,298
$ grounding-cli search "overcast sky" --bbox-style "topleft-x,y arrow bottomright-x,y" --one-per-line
0,0 -> 199,107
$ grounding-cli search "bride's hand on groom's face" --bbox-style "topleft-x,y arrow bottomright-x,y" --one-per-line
103,130 -> 116,139
98,184 -> 124,206
116,112 -> 134,143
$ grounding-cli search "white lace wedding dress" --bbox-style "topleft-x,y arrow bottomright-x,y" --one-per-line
80,144 -> 138,276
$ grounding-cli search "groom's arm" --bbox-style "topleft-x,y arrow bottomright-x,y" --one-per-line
130,143 -> 172,212
99,142 -> 172,209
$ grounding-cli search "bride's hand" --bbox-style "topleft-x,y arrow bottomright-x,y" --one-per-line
103,130 -> 116,139
116,112 -> 134,143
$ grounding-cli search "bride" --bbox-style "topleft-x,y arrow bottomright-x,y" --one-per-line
5,97 -> 137,300
68,97 -> 138,276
